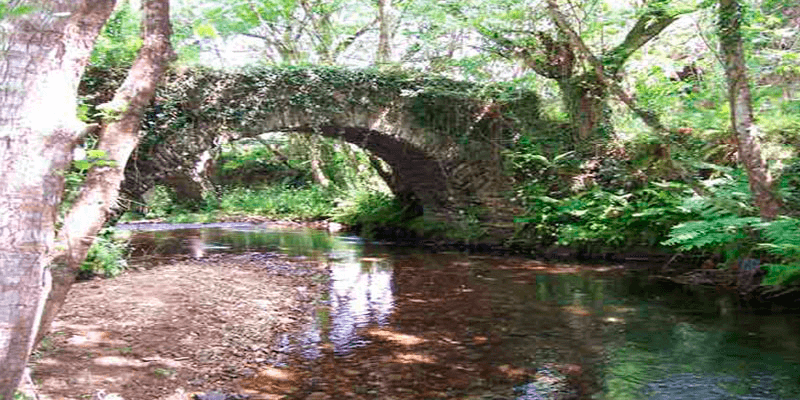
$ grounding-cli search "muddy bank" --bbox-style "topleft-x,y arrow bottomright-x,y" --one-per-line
28,254 -> 328,400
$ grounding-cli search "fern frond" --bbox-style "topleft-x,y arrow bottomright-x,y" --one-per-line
762,263 -> 800,286
757,217 -> 800,261
662,216 -> 761,251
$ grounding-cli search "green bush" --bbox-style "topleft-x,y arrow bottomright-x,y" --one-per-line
661,170 -> 800,285
662,171 -> 760,260
143,185 -> 177,219
81,228 -> 128,278
758,217 -> 800,286
332,191 -> 409,238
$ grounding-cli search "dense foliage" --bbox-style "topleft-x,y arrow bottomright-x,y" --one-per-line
79,0 -> 800,289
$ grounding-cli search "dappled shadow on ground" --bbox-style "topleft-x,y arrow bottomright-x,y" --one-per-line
30,255 -> 327,400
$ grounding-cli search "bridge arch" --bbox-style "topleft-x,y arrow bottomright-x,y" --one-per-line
124,66 -> 543,223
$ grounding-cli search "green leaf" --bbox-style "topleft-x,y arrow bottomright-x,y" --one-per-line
194,23 -> 218,39
86,149 -> 107,159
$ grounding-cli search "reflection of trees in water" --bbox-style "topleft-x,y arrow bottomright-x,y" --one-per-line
296,246 -> 395,358
605,320 -> 800,399
122,227 -> 800,398
327,259 -> 394,354
126,226 -> 337,258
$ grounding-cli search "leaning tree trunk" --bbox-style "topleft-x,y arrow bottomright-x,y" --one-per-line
718,0 -> 782,219
37,0 -> 173,346
0,1 -> 115,397
544,0 -> 680,140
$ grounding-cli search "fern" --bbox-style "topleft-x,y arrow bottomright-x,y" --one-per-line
761,263 -> 800,286
689,171 -> 757,218
756,217 -> 800,286
662,217 -> 761,251
662,171 -> 760,258
757,217 -> 800,261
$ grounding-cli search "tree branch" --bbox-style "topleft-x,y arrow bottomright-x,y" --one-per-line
603,7 -> 679,75
333,17 -> 379,59
545,0 -> 673,135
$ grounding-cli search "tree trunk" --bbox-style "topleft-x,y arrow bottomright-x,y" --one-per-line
556,74 -> 610,143
0,1 -> 115,397
37,0 -> 173,346
376,0 -> 393,64
308,134 -> 331,188
542,0 -> 679,139
718,0 -> 782,219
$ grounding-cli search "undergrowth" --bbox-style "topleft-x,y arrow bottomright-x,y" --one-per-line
513,182 -> 690,253
662,171 -> 800,285
217,184 -> 334,220
81,228 -> 129,278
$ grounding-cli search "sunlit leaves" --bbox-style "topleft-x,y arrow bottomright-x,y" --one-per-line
90,1 -> 142,68
193,22 -> 218,39
0,1 -> 34,19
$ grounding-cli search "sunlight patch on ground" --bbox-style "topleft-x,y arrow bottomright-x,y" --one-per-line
257,366 -> 293,381
497,364 -> 531,379
66,330 -> 110,346
34,358 -> 61,366
366,328 -> 426,346
53,322 -> 103,331
93,356 -> 148,368
394,352 -> 437,364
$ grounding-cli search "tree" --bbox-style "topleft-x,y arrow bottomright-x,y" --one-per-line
36,0 -> 174,348
375,0 -> 394,64
0,1 -> 115,397
718,0 -> 782,219
180,0 -> 379,65
482,0 -> 688,143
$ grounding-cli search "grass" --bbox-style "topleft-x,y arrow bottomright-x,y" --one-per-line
125,184 -> 337,223
152,367 -> 176,378
217,184 -> 334,219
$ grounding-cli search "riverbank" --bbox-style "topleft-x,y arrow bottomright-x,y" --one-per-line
28,254 -> 328,400
114,218 -> 800,308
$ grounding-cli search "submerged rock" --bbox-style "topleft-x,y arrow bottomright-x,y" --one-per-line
193,391 -> 249,400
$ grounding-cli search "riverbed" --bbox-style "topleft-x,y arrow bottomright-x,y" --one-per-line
31,223 -> 800,399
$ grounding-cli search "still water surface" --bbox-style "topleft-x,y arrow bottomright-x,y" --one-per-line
119,223 -> 800,399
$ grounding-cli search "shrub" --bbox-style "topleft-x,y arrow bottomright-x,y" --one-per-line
514,182 -> 690,252
81,228 -> 128,278
662,171 -> 760,261
332,191 -> 410,238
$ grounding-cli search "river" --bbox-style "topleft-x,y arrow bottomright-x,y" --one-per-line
118,222 -> 800,399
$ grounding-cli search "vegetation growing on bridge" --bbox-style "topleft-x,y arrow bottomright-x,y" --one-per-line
136,65 -> 542,152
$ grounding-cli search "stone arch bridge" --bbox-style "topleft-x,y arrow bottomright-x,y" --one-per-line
123,67 -> 543,232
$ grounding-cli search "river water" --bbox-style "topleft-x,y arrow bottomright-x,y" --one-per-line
118,223 -> 800,399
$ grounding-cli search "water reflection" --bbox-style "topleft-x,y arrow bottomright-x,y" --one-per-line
301,253 -> 395,358
121,223 -> 337,259
119,224 -> 800,399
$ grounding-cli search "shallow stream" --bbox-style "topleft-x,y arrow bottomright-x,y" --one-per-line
118,223 -> 800,399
